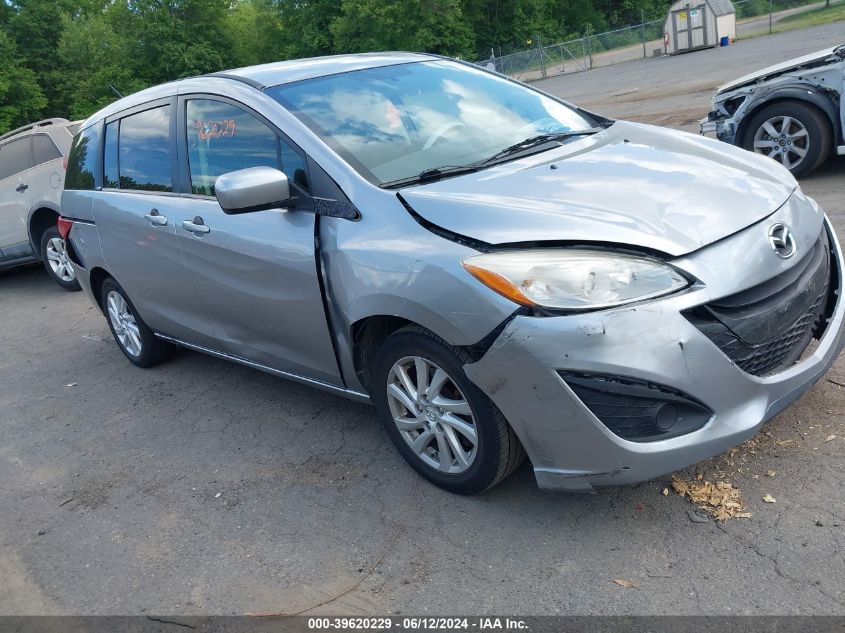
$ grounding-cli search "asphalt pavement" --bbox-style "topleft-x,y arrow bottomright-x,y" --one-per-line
1,22 -> 843,616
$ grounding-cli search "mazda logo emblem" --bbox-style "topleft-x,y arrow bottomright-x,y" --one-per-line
768,223 -> 796,259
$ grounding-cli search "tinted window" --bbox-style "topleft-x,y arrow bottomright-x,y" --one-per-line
118,106 -> 172,192
103,121 -> 119,188
32,134 -> 62,165
0,137 -> 34,181
186,99 -> 308,196
65,125 -> 100,191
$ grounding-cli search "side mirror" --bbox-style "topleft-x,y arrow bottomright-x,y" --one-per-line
215,166 -> 292,215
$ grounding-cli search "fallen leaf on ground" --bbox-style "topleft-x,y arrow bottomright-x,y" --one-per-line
766,470 -> 776,477
662,488 -> 669,496
824,435 -> 836,443
762,494 -> 776,504
613,579 -> 635,588
671,476 -> 750,521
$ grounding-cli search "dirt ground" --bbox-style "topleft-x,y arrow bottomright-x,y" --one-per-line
0,23 -> 843,616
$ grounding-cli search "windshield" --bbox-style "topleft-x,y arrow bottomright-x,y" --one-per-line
267,60 -> 597,186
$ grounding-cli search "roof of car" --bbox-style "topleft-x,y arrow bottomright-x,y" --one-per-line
217,52 -> 440,89
80,52 -> 441,131
0,118 -> 73,143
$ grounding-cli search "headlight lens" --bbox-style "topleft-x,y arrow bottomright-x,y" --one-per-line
462,249 -> 689,310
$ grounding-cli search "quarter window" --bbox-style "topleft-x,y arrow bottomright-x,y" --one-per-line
65,126 -> 100,191
186,99 -> 309,196
32,135 -> 62,166
118,105 -> 172,192
103,121 -> 119,188
0,137 -> 34,181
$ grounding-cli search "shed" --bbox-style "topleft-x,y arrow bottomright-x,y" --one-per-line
664,0 -> 736,55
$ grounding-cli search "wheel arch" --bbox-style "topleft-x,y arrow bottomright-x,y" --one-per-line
88,266 -> 112,313
737,89 -> 839,147
349,311 -> 516,395
350,315 -> 414,393
27,203 -> 61,255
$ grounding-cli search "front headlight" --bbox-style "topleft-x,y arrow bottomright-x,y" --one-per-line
462,249 -> 689,310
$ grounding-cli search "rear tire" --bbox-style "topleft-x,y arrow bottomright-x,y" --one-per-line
743,101 -> 832,177
100,277 -> 174,368
40,226 -> 80,291
372,325 -> 525,494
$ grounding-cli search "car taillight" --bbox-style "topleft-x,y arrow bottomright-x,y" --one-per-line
57,216 -> 73,240
62,157 -> 68,171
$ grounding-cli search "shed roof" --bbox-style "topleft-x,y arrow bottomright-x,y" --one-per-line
707,0 -> 736,16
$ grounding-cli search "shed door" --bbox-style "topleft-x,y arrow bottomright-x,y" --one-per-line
673,5 -> 708,51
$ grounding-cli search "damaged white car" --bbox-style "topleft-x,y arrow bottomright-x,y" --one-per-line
701,44 -> 844,176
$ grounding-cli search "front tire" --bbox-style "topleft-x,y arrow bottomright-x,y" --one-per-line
40,226 -> 80,291
372,325 -> 525,494
101,277 -> 174,368
743,101 -> 831,177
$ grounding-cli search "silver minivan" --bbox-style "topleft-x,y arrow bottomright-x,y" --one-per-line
62,53 -> 845,494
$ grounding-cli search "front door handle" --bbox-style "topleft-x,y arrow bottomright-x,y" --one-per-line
182,216 -> 210,235
144,209 -> 168,226
16,184 -> 28,193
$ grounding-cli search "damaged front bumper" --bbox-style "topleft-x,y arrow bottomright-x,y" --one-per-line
464,215 -> 845,492
700,114 -> 738,144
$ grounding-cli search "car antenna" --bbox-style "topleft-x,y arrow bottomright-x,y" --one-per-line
108,84 -> 124,98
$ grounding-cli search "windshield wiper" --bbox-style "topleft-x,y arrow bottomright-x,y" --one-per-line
381,164 -> 483,189
380,126 -> 606,189
479,127 -> 605,165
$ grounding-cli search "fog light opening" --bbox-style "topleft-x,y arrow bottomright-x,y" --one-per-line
654,403 -> 678,432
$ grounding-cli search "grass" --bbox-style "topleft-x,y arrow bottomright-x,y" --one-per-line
742,1 -> 845,37
776,1 -> 845,27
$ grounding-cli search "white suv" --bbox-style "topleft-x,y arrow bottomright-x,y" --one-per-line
0,117 -> 81,290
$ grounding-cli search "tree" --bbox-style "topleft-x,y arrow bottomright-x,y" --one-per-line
274,0 -> 343,59
57,5 -> 144,118
6,0 -> 82,116
0,30 -> 47,133
331,0 -> 475,57
224,0 -> 287,67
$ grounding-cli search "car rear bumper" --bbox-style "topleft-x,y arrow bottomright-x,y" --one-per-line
465,217 -> 845,492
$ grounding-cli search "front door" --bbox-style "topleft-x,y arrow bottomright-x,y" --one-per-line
173,96 -> 341,386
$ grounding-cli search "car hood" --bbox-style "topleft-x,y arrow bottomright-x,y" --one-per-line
717,45 -> 841,93
399,121 -> 797,257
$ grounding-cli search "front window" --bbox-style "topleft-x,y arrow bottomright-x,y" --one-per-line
268,60 -> 597,186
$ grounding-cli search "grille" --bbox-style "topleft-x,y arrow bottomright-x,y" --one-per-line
686,231 -> 834,377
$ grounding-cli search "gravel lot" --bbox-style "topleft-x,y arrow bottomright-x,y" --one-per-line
1,23 -> 843,616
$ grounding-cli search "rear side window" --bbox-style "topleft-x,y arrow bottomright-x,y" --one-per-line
65,125 -> 101,191
118,106 -> 172,192
103,121 -> 119,188
32,134 -> 62,165
0,137 -> 34,181
186,99 -> 309,196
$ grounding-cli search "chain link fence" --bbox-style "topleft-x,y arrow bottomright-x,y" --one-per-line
475,0 -> 842,81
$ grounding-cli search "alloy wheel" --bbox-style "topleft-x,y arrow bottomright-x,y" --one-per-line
753,115 -> 810,171
106,290 -> 142,357
45,237 -> 76,283
386,355 -> 478,474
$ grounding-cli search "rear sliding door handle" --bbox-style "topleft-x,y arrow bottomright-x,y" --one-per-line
144,209 -> 168,226
182,217 -> 210,235
16,184 -> 28,193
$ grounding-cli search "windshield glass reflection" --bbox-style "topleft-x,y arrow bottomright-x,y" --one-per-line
268,60 -> 595,185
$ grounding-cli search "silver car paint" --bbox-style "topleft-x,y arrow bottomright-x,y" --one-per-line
64,55 -> 845,490
401,121 -> 797,255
